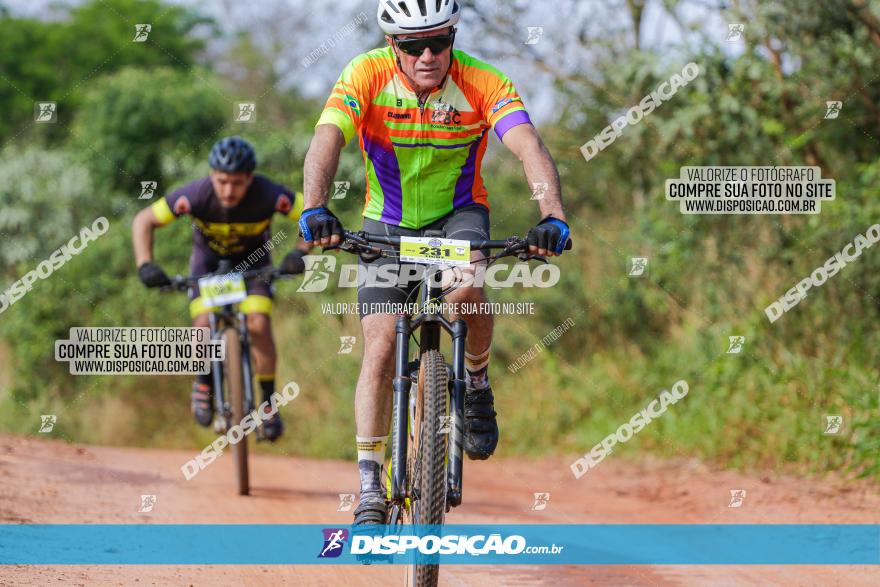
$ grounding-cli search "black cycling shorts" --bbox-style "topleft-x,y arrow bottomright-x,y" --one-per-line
357,204 -> 490,318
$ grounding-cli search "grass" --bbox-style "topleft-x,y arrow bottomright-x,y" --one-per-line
1,207 -> 877,481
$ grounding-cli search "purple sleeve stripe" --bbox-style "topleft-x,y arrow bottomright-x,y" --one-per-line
494,110 -> 532,140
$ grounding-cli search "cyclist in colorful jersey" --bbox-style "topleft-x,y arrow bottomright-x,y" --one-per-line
132,136 -> 311,441
299,1 -> 570,524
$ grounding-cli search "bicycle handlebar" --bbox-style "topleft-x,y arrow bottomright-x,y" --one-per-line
338,230 -> 571,261
159,266 -> 288,292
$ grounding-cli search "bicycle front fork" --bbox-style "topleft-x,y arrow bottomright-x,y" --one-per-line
207,312 -> 255,430
237,311 -> 255,415
390,315 -> 411,501
447,318 -> 466,509
389,314 -> 467,509
209,313 -> 226,424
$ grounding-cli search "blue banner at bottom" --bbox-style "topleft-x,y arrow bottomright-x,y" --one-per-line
0,524 -> 877,565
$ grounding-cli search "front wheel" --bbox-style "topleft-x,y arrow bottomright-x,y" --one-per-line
406,349 -> 448,587
222,327 -> 249,496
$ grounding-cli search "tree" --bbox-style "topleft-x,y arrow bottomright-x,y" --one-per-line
0,146 -> 110,270
0,0 -> 212,142
70,66 -> 228,194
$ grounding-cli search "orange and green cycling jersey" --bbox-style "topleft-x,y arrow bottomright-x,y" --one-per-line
316,46 -> 532,229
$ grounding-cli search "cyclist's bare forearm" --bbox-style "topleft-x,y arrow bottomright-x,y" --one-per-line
303,124 -> 346,210
501,124 -> 566,221
132,207 -> 164,266
528,148 -> 565,221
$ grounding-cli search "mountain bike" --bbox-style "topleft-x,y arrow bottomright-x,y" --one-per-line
162,262 -> 293,496
339,229 -> 570,586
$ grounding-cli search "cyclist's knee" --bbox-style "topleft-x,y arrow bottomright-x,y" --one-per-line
361,312 -> 396,334
445,283 -> 487,304
360,313 -> 396,359
246,313 -> 272,339
359,348 -> 395,383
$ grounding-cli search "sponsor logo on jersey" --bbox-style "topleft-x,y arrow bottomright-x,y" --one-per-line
431,102 -> 461,125
173,195 -> 191,215
276,194 -> 292,214
491,97 -> 514,113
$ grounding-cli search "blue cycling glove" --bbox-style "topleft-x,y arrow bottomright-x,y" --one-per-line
299,207 -> 344,243
527,216 -> 570,255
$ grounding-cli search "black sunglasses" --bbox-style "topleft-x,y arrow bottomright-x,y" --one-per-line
394,32 -> 455,57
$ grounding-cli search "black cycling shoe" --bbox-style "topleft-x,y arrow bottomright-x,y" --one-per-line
464,385 -> 499,460
191,382 -> 214,427
353,490 -> 388,525
261,411 -> 284,442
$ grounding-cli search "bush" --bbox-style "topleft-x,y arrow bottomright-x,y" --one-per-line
71,67 -> 228,193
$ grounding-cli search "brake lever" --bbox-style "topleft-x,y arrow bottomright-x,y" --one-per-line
332,236 -> 370,252
338,238 -> 386,262
158,276 -> 187,292
359,250 -> 382,262
519,253 -> 548,263
258,267 -> 282,282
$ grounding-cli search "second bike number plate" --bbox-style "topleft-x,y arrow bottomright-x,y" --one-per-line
198,274 -> 247,308
399,237 -> 470,266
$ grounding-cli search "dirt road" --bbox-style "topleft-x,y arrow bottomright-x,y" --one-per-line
0,433 -> 876,586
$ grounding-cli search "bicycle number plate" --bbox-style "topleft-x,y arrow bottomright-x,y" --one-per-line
399,237 -> 470,266
198,274 -> 247,308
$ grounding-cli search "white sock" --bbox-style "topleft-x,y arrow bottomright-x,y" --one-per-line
356,435 -> 387,493
465,348 -> 491,390
465,347 -> 490,372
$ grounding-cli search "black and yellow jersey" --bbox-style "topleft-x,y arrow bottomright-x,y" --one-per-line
150,175 -> 304,258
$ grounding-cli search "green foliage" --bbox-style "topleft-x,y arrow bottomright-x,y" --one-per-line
0,0 -> 211,142
0,215 -> 192,397
71,67 -> 228,193
1,0 -> 878,481
0,146 -> 122,268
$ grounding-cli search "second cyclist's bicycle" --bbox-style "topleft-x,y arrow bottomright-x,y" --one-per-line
161,262 -> 294,495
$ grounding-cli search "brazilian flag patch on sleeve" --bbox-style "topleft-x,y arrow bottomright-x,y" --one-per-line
345,95 -> 361,117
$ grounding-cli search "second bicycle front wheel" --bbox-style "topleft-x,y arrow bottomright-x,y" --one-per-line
407,349 -> 448,587
222,327 -> 249,496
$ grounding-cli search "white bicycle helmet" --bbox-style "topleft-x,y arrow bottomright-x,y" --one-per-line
377,0 -> 461,35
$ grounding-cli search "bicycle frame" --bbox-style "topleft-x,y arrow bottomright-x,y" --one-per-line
200,259 -> 259,432
341,228 -> 570,515
390,236 -> 467,510
164,266 -> 293,436
207,305 -> 257,431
